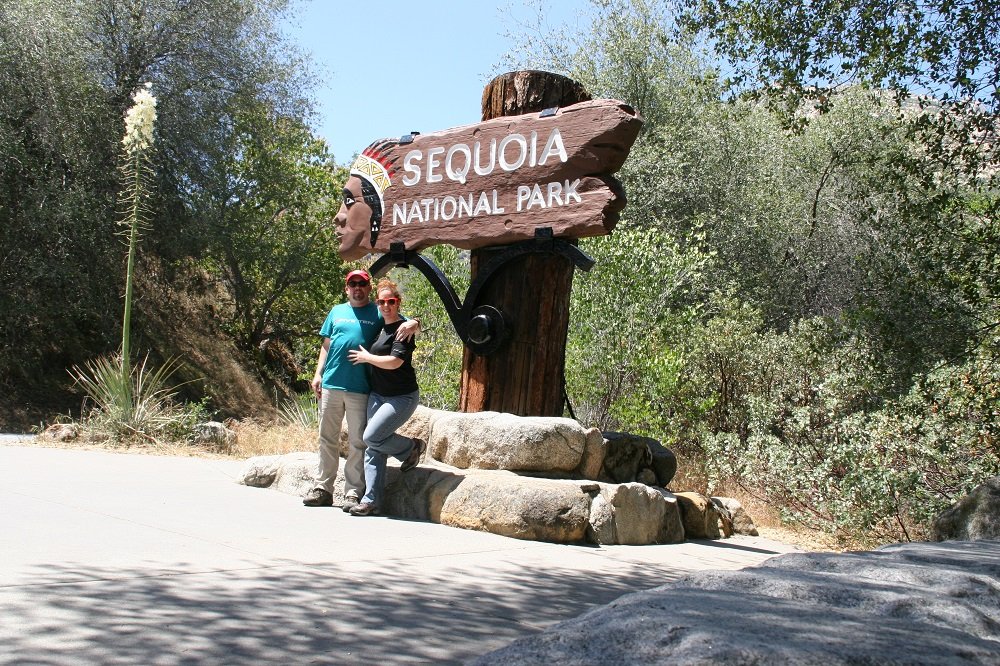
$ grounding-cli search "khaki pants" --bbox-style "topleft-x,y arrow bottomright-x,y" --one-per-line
315,388 -> 368,500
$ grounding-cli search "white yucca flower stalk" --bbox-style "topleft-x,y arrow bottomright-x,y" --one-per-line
122,82 -> 157,154
120,83 -> 157,377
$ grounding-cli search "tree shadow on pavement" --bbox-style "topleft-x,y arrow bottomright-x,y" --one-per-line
0,554 -> 685,665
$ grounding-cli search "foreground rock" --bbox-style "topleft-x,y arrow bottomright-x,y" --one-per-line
472,540 -> 1000,665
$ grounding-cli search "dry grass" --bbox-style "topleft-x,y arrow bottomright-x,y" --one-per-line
223,419 -> 315,458
22,418 -> 315,460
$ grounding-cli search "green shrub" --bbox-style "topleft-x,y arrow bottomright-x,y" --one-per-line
696,320 -> 1000,546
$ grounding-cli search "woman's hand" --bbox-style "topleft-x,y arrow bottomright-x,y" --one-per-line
396,318 -> 420,341
349,344 -> 404,370
347,345 -> 369,365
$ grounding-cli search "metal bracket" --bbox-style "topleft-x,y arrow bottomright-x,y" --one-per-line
369,230 -> 594,355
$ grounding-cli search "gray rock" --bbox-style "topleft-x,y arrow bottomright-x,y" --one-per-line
238,452 -> 682,545
395,404 -> 437,443
675,491 -> 725,539
601,431 -> 652,483
577,428 -> 606,480
933,476 -> 1000,541
438,473 -> 592,542
601,431 -> 677,486
648,439 -> 677,487
587,483 -> 684,545
429,411 -> 596,475
711,496 -> 759,536
238,454 -> 281,488
192,420 -> 235,446
238,451 -> 344,504
42,423 -> 80,442
636,468 -> 658,486
473,540 -> 1000,665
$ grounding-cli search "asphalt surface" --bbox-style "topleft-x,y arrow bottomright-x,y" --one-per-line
0,442 -> 802,665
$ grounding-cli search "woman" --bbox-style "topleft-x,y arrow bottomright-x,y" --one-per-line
346,278 -> 426,516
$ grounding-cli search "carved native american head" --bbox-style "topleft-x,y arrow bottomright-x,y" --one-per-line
345,139 -> 398,249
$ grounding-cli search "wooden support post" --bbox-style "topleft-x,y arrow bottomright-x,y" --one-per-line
459,71 -> 592,416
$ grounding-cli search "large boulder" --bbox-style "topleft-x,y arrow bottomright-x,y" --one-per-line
473,540 -> 1000,665
239,452 -> 343,503
647,440 -> 678,487
601,431 -> 677,486
932,476 -> 1000,541
675,491 -> 726,539
41,423 -> 80,442
437,473 -> 591,542
192,421 -> 235,446
238,409 -> 748,547
587,483 -> 684,545
429,410 -> 603,477
711,496 -> 759,536
601,431 -> 651,483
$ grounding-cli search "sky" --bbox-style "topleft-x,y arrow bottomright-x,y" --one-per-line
281,0 -> 585,164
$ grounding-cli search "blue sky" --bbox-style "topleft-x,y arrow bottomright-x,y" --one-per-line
282,0 -> 584,164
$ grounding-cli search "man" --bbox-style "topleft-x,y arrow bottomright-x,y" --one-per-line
302,268 -> 419,510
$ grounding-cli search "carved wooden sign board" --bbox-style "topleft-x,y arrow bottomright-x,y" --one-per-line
335,99 -> 643,260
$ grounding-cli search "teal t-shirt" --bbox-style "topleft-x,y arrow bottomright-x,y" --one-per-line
319,301 -> 382,393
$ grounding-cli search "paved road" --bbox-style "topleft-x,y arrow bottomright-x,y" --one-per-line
0,444 -> 801,665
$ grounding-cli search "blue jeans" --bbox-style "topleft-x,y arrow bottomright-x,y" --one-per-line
361,390 -> 419,507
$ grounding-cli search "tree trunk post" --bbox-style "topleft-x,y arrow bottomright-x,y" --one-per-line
458,71 -> 592,416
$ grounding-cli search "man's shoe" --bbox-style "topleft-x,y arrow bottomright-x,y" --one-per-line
349,502 -> 379,516
303,488 -> 333,507
400,438 -> 426,473
341,496 -> 360,513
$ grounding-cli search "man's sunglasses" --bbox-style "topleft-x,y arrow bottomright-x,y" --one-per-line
376,298 -> 399,306
347,280 -> 369,288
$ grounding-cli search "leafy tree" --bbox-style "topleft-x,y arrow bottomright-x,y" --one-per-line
565,227 -> 715,437
0,1 -> 120,407
195,101 -> 344,361
681,0 -> 999,114
680,0 -> 1000,351
0,0 -> 320,420
502,0 -> 1000,545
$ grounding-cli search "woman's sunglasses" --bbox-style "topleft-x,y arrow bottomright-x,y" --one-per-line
376,298 -> 399,306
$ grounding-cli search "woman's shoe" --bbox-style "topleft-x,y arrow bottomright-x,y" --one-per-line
400,438 -> 426,472
349,502 -> 379,516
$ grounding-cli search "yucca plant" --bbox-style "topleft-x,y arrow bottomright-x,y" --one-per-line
278,392 -> 320,430
70,354 -> 189,442
69,84 -> 197,444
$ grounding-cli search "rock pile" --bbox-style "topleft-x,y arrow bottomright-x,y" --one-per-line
239,406 -> 755,546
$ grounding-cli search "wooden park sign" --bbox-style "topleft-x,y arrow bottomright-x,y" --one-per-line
335,98 -> 642,260
344,70 -> 641,417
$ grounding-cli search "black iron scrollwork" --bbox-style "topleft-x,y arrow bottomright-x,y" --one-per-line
368,228 -> 594,356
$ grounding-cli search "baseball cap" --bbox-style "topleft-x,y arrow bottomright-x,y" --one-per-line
345,269 -> 371,284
